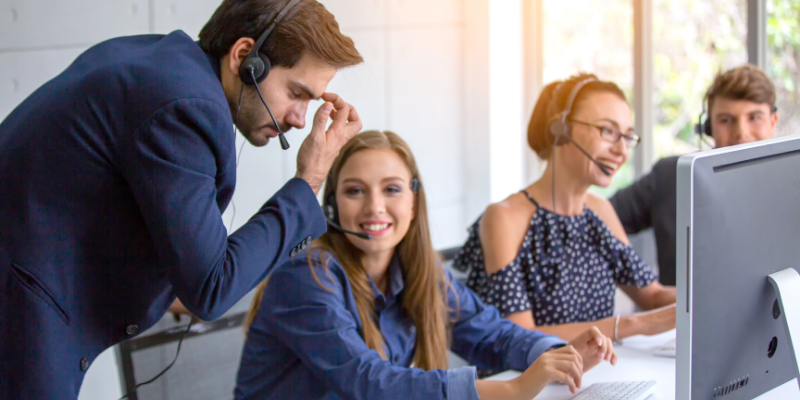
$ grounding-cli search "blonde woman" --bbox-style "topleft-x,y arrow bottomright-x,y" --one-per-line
235,131 -> 616,400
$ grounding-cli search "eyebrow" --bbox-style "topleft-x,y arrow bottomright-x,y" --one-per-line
290,81 -> 322,100
341,177 -> 407,185
595,118 -> 634,133
716,110 -> 768,117
595,118 -> 621,127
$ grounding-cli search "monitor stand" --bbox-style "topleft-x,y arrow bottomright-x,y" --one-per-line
767,267 -> 800,389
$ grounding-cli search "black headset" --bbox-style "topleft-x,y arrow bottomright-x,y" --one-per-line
695,84 -> 778,137
323,177 -> 420,240
239,0 -> 302,85
238,0 -> 304,150
695,85 -> 715,137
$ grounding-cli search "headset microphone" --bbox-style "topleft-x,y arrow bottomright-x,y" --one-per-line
248,68 -> 290,150
556,132 -> 612,176
238,0 -> 303,151
321,178 -> 419,241
325,216 -> 372,240
548,77 -> 612,177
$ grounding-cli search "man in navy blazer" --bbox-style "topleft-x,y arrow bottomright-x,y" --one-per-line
0,1 -> 363,398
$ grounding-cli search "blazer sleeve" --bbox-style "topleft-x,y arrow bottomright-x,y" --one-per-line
118,98 -> 326,320
609,164 -> 657,235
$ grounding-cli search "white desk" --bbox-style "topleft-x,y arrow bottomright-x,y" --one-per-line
487,330 -> 800,399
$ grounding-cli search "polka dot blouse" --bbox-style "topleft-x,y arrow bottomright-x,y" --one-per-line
453,191 -> 657,327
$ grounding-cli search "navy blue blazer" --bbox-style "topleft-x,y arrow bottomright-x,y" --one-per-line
0,31 -> 326,399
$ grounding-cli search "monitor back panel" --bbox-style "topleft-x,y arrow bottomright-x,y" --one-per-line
676,136 -> 800,399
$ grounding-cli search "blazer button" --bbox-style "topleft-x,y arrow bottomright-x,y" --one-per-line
304,236 -> 312,245
126,324 -> 139,335
80,357 -> 90,371
290,248 -> 297,257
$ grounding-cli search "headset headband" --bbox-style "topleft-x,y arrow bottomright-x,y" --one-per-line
560,77 -> 598,124
249,0 -> 303,60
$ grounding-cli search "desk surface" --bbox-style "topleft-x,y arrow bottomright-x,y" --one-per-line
487,330 -> 800,400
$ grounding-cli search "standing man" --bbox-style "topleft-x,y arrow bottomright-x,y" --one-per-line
610,65 -> 778,286
0,1 -> 363,398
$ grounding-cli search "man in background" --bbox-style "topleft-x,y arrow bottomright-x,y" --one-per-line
610,64 -> 778,286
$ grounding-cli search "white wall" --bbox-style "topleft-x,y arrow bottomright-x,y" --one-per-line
1,1 -> 488,398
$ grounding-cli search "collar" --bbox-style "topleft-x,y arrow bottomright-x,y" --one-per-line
367,255 -> 405,306
199,41 -> 222,82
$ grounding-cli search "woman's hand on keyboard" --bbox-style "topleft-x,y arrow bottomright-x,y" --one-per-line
568,326 -> 617,371
513,345 -> 584,396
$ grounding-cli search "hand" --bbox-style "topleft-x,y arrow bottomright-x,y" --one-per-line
510,345 -> 585,397
295,93 -> 362,194
627,304 -> 676,337
568,327 -> 617,372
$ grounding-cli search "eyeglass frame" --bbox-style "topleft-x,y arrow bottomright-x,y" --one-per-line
568,119 -> 641,149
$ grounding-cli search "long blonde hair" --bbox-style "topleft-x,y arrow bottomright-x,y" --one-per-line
244,130 -> 453,370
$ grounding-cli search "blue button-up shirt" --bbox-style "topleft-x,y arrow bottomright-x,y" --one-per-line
234,250 -> 566,400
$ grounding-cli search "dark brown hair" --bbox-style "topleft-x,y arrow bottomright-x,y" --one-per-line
199,0 -> 363,69
707,64 -> 776,114
527,73 -> 627,159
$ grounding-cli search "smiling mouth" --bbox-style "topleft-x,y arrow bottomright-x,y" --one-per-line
597,159 -> 619,172
360,223 -> 392,234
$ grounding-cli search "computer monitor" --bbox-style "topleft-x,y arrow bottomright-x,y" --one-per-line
676,135 -> 800,399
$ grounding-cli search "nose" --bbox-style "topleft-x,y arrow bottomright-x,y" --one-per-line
610,135 -> 629,157
363,191 -> 386,216
285,101 -> 309,130
733,119 -> 753,144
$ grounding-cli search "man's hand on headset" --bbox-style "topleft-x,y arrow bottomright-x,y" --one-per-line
295,93 -> 362,195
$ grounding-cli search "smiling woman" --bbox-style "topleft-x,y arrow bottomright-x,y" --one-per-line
234,130 -> 618,400
453,73 -> 678,351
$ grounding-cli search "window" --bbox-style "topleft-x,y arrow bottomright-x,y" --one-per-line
543,0 -> 635,197
652,0 -> 747,158
767,0 -> 800,136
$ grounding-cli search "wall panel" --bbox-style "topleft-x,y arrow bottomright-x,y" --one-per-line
0,0 -> 148,50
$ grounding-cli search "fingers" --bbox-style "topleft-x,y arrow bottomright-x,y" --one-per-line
550,357 -> 582,393
322,92 -> 361,136
321,92 -> 347,109
555,370 -> 578,394
598,334 -> 612,362
608,337 -> 618,366
571,326 -> 604,349
311,102 -> 334,135
586,326 -> 605,347
553,346 -> 584,375
346,103 -> 362,131
327,101 -> 352,134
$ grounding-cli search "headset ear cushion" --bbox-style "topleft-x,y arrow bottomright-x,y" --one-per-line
549,120 -> 569,140
238,53 -> 272,85
703,118 -> 712,136
410,178 -> 419,192
324,194 -> 337,222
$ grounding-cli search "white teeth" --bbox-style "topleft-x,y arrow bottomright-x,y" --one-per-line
362,223 -> 389,231
597,160 -> 618,170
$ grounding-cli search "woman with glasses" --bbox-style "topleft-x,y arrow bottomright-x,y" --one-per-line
453,74 -> 676,346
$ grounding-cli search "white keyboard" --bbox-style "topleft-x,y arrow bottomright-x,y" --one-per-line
570,380 -> 656,400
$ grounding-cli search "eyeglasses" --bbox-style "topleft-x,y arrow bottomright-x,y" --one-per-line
569,119 -> 641,149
